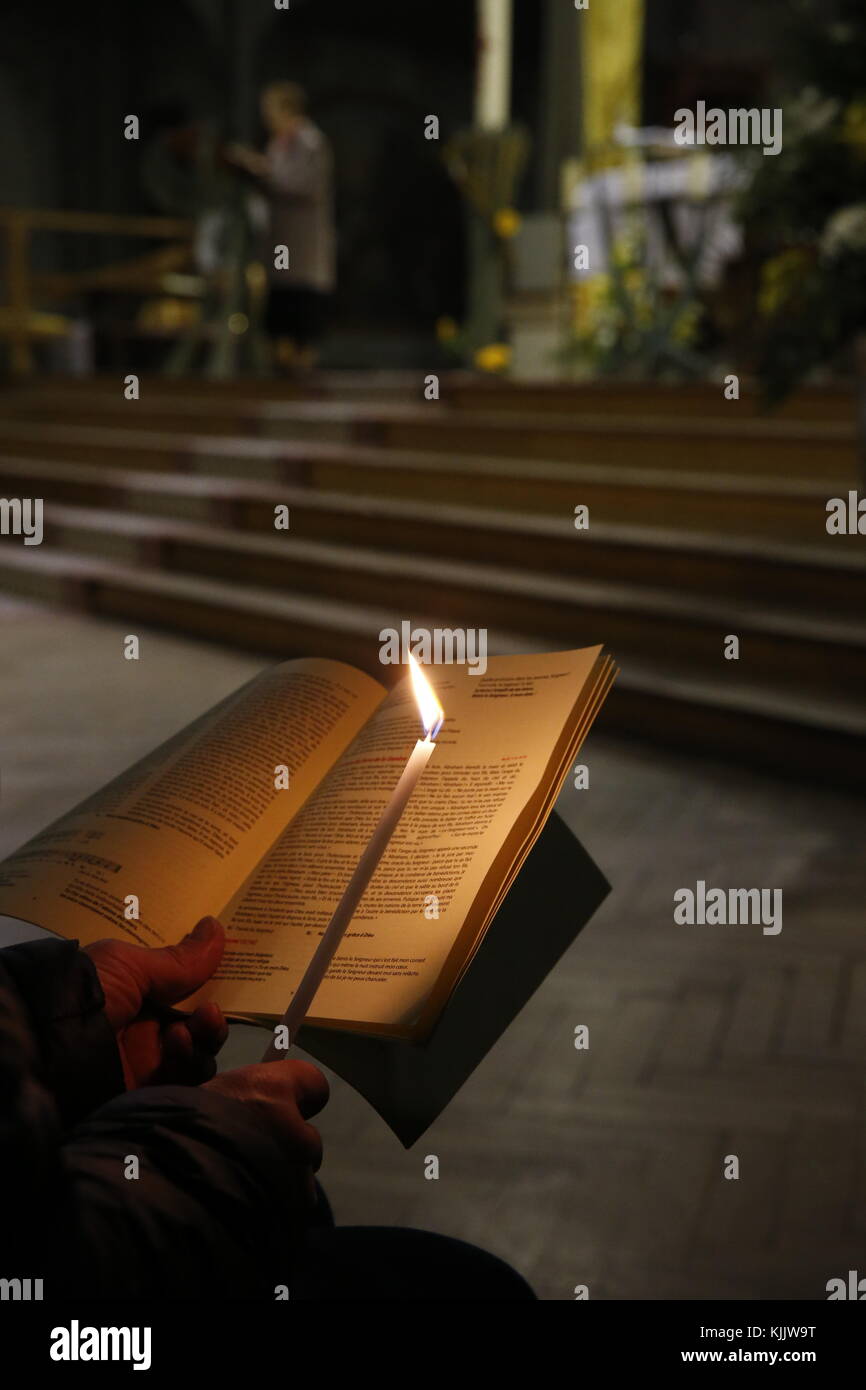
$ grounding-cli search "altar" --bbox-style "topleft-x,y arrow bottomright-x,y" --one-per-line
568,145 -> 746,291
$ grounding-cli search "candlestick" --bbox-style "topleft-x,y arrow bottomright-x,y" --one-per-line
475,0 -> 513,132
263,656 -> 443,1060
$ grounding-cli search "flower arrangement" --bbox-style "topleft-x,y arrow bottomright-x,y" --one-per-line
435,314 -> 511,374
740,0 -> 866,402
562,223 -> 706,379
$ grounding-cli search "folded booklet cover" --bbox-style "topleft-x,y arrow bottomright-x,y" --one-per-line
299,810 -> 610,1145
0,646 -> 616,1141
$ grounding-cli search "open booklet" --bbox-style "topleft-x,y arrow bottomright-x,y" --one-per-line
0,646 -> 616,1139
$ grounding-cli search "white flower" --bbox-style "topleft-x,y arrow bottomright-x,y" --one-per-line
790,87 -> 841,138
820,204 -> 866,258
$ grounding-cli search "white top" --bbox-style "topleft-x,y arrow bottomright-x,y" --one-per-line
261,121 -> 336,292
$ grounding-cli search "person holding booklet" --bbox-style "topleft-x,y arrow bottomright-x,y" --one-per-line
0,915 -> 534,1299
0,646 -> 614,1298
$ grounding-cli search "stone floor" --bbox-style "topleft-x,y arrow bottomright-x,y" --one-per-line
1,595 -> 864,1301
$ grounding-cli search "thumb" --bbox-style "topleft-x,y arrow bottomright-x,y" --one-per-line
144,917 -> 226,1006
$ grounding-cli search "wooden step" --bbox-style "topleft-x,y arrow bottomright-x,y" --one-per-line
0,400 -> 272,438
439,377 -> 858,423
0,543 -> 399,673
0,398 -> 857,480
313,405 -> 858,480
600,657 -> 865,789
0,432 -> 850,544
0,543 -> 861,788
0,370 -> 417,406
30,501 -> 866,705
4,457 -> 864,610
3,372 -> 856,420
225,478 -> 866,610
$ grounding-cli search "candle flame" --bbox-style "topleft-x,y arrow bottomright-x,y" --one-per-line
408,652 -> 444,740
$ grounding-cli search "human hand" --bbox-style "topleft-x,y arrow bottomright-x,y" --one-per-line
85,917 -> 229,1090
224,142 -> 270,177
204,1059 -> 329,1205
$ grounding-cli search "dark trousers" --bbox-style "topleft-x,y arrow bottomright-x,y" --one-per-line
291,1188 -> 536,1301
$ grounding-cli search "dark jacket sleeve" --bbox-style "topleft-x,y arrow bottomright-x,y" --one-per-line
0,937 -> 124,1125
0,939 -> 300,1299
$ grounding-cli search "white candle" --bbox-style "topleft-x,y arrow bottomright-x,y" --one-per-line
263,657 -> 442,1059
475,0 -> 513,132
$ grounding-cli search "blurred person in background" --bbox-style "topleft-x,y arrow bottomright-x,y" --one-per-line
227,81 -> 336,372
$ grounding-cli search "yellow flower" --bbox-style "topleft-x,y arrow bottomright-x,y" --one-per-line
571,275 -> 612,334
474,343 -> 512,372
436,316 -> 459,342
138,297 -> 199,330
758,249 -> 810,317
671,302 -> 702,344
633,287 -> 655,328
245,261 -> 268,293
493,208 -> 521,239
624,268 -> 645,295
843,101 -> 866,152
610,231 -> 641,269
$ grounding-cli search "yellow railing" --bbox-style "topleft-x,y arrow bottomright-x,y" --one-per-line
0,207 -> 194,374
